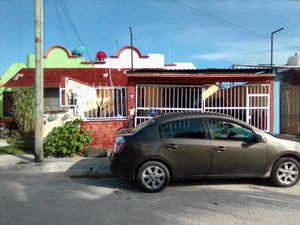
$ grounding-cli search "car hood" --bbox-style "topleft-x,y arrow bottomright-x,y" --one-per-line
270,136 -> 300,152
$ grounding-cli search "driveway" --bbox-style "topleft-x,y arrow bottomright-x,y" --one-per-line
0,172 -> 299,225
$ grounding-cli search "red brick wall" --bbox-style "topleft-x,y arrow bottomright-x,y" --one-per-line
127,84 -> 136,116
81,120 -> 130,153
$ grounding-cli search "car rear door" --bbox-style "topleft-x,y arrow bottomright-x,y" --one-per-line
159,118 -> 212,177
206,118 -> 267,176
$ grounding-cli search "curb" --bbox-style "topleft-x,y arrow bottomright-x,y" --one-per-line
0,155 -> 114,179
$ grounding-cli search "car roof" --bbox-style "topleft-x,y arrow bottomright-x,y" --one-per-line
154,112 -> 256,129
155,111 -> 230,120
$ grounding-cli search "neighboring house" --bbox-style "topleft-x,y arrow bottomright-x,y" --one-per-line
0,46 -> 92,122
234,53 -> 300,135
0,63 -> 27,119
277,54 -> 300,135
93,46 -> 196,70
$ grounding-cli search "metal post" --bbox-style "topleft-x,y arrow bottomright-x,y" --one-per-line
129,27 -> 133,70
34,0 -> 44,162
271,27 -> 284,73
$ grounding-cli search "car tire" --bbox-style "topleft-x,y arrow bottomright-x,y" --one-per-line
137,161 -> 170,192
271,157 -> 300,187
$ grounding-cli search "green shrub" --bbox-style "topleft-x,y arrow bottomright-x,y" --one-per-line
12,88 -> 35,137
44,119 -> 93,157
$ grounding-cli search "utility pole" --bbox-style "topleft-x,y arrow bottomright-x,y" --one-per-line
129,27 -> 133,70
271,27 -> 284,73
34,0 -> 44,162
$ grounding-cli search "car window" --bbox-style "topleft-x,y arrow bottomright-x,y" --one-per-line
207,119 -> 254,141
160,118 -> 206,139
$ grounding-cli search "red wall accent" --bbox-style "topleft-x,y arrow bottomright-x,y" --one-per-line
127,85 -> 136,115
110,46 -> 149,59
81,120 -> 130,153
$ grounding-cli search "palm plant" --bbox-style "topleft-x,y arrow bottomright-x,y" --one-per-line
12,88 -> 35,136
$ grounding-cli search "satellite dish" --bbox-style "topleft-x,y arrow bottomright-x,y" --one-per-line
72,45 -> 87,56
96,51 -> 107,61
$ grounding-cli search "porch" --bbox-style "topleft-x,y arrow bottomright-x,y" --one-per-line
127,69 -> 274,133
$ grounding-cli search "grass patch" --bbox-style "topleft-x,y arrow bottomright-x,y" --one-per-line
0,141 -> 34,155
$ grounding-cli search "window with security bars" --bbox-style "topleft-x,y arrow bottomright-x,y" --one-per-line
61,87 -> 127,120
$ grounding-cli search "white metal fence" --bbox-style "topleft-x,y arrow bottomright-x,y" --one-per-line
60,87 -> 127,120
135,83 -> 270,131
135,84 -> 203,125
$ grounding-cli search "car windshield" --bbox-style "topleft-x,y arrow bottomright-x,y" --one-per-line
131,118 -> 156,133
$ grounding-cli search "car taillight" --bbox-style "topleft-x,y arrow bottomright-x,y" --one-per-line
114,137 -> 126,154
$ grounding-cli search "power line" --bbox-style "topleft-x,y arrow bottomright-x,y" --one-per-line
170,0 -> 300,51
58,0 -> 82,45
55,0 -> 70,50
57,0 -> 80,46
57,0 -> 93,61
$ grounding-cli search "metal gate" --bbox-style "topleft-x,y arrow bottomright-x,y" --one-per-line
135,84 -> 203,125
247,94 -> 270,131
135,83 -> 270,131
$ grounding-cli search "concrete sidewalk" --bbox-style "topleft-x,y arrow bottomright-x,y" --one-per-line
0,154 -> 113,178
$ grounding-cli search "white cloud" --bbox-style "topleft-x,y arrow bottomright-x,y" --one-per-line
192,52 -> 235,61
189,40 -> 295,65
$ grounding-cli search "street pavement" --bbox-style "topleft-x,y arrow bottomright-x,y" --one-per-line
0,172 -> 299,225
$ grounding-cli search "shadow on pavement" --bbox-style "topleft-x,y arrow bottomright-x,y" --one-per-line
13,154 -> 34,162
65,157 -> 113,178
65,157 -> 286,192
71,173 -> 275,193
73,177 -> 142,193
170,177 -> 274,187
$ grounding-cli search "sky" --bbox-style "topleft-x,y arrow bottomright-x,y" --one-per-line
0,0 -> 300,75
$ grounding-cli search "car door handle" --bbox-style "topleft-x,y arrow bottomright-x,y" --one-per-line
165,144 -> 178,150
214,146 -> 226,152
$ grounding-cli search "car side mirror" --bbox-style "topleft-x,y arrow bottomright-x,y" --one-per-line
254,133 -> 264,143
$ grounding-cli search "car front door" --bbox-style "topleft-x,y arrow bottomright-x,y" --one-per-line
206,118 -> 267,176
160,118 -> 212,177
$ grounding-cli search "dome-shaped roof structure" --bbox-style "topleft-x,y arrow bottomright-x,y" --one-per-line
96,51 -> 107,61
72,45 -> 87,56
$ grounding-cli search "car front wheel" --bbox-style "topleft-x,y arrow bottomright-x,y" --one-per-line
137,161 -> 170,192
271,157 -> 300,187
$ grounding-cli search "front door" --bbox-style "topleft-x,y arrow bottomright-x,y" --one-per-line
206,118 -> 267,175
160,118 -> 212,177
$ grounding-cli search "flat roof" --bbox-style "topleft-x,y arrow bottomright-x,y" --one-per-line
126,68 -> 272,74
